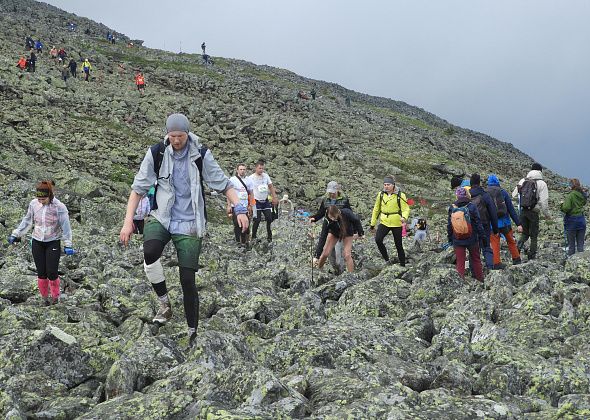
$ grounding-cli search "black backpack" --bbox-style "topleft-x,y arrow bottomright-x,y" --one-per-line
417,218 -> 427,230
486,186 -> 508,218
518,179 -> 538,210
471,194 -> 489,223
149,141 -> 208,217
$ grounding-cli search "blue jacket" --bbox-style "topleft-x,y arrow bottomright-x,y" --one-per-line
447,199 -> 485,246
486,175 -> 520,229
469,186 -> 499,234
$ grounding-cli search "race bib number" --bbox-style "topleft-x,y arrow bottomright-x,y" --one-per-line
238,191 -> 248,200
257,185 -> 268,193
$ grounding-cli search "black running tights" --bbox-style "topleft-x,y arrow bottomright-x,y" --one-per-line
375,224 -> 405,265
31,239 -> 61,280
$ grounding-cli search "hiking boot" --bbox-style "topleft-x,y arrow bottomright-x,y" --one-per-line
42,297 -> 51,307
492,263 -> 506,270
188,331 -> 197,348
153,302 -> 172,324
512,258 -> 522,265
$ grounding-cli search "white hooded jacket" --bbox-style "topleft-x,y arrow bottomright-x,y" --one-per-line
512,170 -> 550,217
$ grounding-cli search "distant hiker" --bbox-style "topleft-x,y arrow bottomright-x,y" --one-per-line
309,181 -> 351,265
310,88 -> 317,100
82,58 -> 92,82
133,188 -> 154,235
107,32 -> 112,42
25,35 -> 34,50
201,42 -> 206,54
61,65 -> 69,82
448,187 -> 485,281
345,97 -> 351,107
49,46 -> 58,59
68,58 -> 77,78
57,48 -> 67,62
560,178 -> 587,256
469,173 -> 499,270
16,56 -> 26,70
370,175 -> 410,266
486,174 -> 523,268
298,90 -> 310,100
119,113 -> 248,347
35,39 -> 43,54
278,194 -> 294,218
411,217 -> 429,252
111,35 -> 116,45
512,163 -> 550,260
247,160 -> 278,242
227,163 -> 253,245
317,205 -> 364,273
84,28 -> 91,35
28,51 -> 37,72
135,71 -> 146,94
68,22 -> 77,32
202,54 -> 212,65
8,181 -> 74,305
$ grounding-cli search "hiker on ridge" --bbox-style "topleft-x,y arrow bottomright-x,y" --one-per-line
448,187 -> 485,281
247,160 -> 278,242
201,42 -> 206,54
135,71 -> 146,95
512,163 -> 550,260
309,181 -> 351,266
82,58 -> 92,82
370,175 -> 410,267
227,163 -> 253,246
119,114 -> 248,347
486,174 -> 523,268
469,173 -> 499,270
317,205 -> 364,273
560,178 -> 587,256
8,181 -> 74,305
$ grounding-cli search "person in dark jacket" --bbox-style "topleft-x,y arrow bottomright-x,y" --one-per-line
68,58 -> 77,78
309,181 -> 351,263
560,178 -> 587,256
448,187 -> 485,281
29,51 -> 37,72
486,174 -> 523,268
317,206 -> 364,273
469,173 -> 498,270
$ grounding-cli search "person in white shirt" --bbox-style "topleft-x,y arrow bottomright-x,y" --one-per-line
227,163 -> 253,245
247,160 -> 278,242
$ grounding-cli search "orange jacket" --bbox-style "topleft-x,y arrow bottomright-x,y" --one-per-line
135,74 -> 145,85
17,57 -> 26,69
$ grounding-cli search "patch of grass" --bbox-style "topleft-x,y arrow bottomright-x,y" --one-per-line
364,104 -> 438,131
110,164 -> 134,184
39,140 -> 60,152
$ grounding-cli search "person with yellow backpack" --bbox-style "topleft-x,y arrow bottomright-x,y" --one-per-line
370,175 -> 410,266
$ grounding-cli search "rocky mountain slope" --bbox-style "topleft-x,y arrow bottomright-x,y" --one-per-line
1,0 -> 589,418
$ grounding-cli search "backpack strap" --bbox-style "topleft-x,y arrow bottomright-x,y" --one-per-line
148,142 -> 209,216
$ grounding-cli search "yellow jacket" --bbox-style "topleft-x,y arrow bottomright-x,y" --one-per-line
370,190 -> 410,228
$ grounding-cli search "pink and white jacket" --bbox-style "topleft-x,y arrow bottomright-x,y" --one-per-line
12,198 -> 73,247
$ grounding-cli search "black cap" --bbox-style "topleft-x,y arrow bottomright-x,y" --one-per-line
531,163 -> 543,171
470,173 -> 481,186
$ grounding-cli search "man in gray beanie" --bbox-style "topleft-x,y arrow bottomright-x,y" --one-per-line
120,113 -> 248,348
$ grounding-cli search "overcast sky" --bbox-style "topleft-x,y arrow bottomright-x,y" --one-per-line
44,0 -> 590,184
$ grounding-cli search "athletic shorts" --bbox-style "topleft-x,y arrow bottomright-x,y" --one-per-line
143,218 -> 202,270
137,84 -> 145,90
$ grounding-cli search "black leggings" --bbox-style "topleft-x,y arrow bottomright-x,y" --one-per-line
32,239 -> 61,280
232,210 -> 250,244
375,224 -> 405,265
252,208 -> 273,240
144,239 -> 199,329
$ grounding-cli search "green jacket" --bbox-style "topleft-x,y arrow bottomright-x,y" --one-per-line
560,190 -> 587,216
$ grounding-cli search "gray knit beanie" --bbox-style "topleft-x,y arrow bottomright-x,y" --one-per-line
166,113 -> 190,133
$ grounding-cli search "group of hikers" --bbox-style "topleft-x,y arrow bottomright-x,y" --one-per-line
5,113 -> 588,347
16,33 -> 148,91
